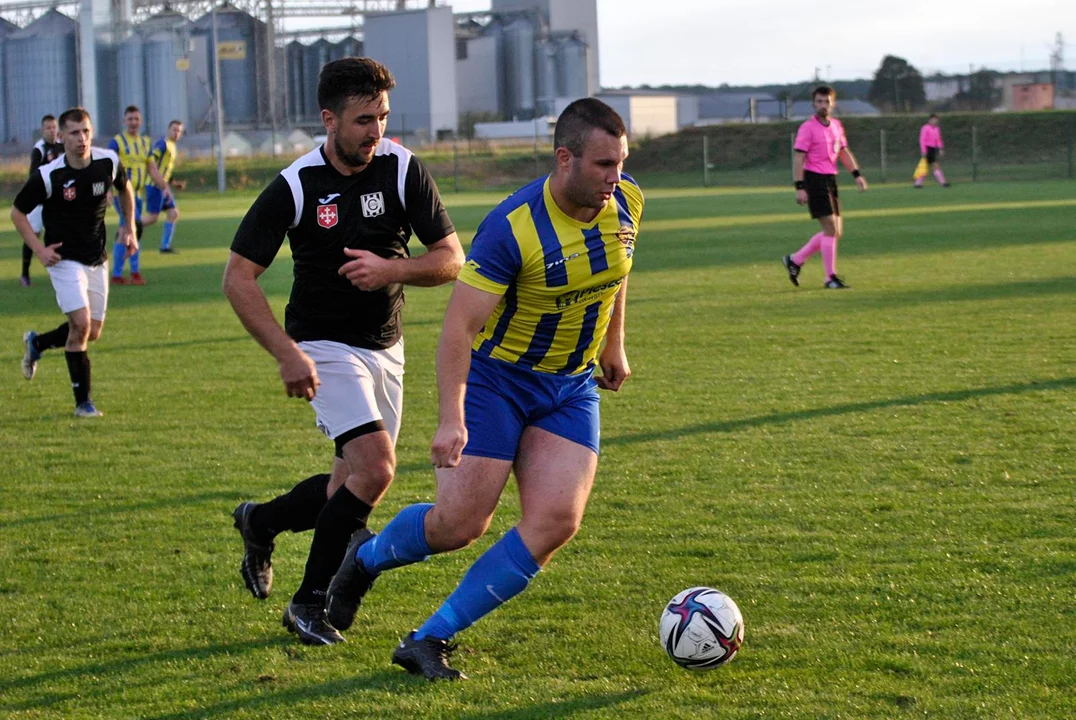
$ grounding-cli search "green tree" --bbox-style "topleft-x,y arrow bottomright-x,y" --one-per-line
868,55 -> 927,112
953,69 -> 1002,111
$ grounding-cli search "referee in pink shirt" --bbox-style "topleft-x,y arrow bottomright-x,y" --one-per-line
782,86 -> 868,289
916,113 -> 949,188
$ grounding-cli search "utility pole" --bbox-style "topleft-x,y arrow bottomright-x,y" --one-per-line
211,5 -> 226,193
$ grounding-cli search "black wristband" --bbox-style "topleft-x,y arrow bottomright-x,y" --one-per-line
851,169 -> 862,179
794,180 -> 805,190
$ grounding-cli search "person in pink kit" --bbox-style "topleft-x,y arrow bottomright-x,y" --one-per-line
916,114 -> 949,188
782,86 -> 868,290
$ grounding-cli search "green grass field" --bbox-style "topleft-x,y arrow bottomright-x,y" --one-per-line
1,179 -> 1073,719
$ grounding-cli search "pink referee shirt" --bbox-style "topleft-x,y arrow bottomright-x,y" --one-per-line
794,115 -> 847,175
920,124 -> 944,155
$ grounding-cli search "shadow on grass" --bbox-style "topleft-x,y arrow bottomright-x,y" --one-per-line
0,636 -> 287,699
143,681 -> 645,720
605,376 -> 1076,447
846,276 -> 1076,308
0,489 -> 239,529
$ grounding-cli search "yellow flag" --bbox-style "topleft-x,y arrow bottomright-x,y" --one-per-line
913,157 -> 929,180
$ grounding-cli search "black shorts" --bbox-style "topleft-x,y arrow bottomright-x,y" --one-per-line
804,171 -> 839,219
925,147 -> 939,163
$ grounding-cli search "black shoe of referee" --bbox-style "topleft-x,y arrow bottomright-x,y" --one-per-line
326,528 -> 377,631
392,631 -> 467,680
232,502 -> 274,599
824,275 -> 850,289
782,254 -> 801,287
282,600 -> 345,645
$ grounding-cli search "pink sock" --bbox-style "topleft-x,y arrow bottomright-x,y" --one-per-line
934,168 -> 947,185
914,177 -> 924,187
792,232 -> 824,266
820,235 -> 837,279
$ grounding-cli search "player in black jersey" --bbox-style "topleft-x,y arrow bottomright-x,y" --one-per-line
21,114 -> 65,287
224,58 -> 464,644
12,107 -> 137,417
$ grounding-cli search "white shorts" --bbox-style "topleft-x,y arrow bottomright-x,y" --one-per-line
299,339 -> 405,446
47,259 -> 109,320
28,206 -> 44,234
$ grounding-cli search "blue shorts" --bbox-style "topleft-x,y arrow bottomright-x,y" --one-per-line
113,195 -> 143,226
463,353 -> 601,461
145,185 -> 176,215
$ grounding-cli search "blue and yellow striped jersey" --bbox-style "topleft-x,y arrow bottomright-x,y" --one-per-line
148,136 -> 177,186
459,173 -> 644,375
108,132 -> 152,192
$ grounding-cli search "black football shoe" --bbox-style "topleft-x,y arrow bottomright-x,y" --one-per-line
325,528 -> 376,631
232,502 -> 273,599
392,631 -> 467,680
824,275 -> 850,289
782,254 -> 801,287
282,600 -> 345,645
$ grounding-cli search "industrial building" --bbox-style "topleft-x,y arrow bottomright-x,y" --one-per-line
0,0 -> 600,154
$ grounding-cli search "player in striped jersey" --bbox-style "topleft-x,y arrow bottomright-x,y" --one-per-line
325,98 -> 643,680
143,120 -> 185,253
108,106 -> 152,285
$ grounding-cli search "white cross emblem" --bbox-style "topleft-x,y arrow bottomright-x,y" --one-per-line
317,204 -> 338,229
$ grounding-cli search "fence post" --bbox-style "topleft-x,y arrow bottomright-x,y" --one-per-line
880,129 -> 887,184
453,139 -> 459,194
1068,118 -> 1074,180
703,135 -> 710,187
790,132 -> 796,182
972,125 -> 979,182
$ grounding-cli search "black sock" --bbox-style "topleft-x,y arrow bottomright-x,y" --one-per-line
21,243 -> 33,277
35,323 -> 70,353
64,350 -> 91,406
249,473 -> 331,542
292,485 -> 374,605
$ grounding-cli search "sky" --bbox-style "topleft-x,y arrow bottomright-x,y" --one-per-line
445,0 -> 1075,87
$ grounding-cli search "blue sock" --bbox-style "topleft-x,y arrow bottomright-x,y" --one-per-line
112,242 -> 127,277
415,527 -> 540,641
160,221 -> 175,250
130,248 -> 140,273
357,503 -> 433,575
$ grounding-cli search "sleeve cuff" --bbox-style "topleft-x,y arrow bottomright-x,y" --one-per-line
459,265 -> 509,294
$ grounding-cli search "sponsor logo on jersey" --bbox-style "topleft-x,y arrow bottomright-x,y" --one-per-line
555,277 -> 624,310
317,204 -> 338,229
617,225 -> 637,258
546,252 -> 580,270
93,182 -> 106,196
361,192 -> 385,218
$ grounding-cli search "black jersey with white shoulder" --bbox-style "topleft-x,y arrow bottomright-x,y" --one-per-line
231,139 -> 454,350
13,148 -> 129,267
29,139 -> 65,174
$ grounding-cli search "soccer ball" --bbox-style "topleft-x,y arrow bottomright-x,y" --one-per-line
659,587 -> 744,670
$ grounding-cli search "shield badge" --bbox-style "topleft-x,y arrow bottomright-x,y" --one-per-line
317,204 -> 338,229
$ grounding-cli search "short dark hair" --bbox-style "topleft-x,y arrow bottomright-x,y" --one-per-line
929,113 -> 939,120
812,85 -> 836,100
553,98 -> 627,157
124,105 -> 141,116
58,107 -> 91,129
41,114 -> 56,124
317,57 -> 396,115
169,119 -> 183,128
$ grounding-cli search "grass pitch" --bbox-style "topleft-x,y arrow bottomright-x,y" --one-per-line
0,179 -> 1073,719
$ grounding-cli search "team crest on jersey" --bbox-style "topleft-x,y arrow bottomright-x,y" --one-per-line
63,185 -> 76,201
93,182 -> 106,196
617,225 -> 636,258
317,204 -> 338,229
361,192 -> 385,218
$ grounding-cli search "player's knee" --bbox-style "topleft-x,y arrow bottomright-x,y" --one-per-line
168,208 -> 179,222
533,508 -> 583,548
68,317 -> 91,341
88,325 -> 103,343
430,508 -> 490,551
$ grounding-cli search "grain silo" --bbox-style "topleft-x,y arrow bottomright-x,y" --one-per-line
4,9 -> 79,144
143,28 -> 190,135
190,5 -> 267,125
302,39 -> 333,120
117,33 -> 146,116
502,16 -> 536,120
0,17 -> 19,143
285,40 -> 305,123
